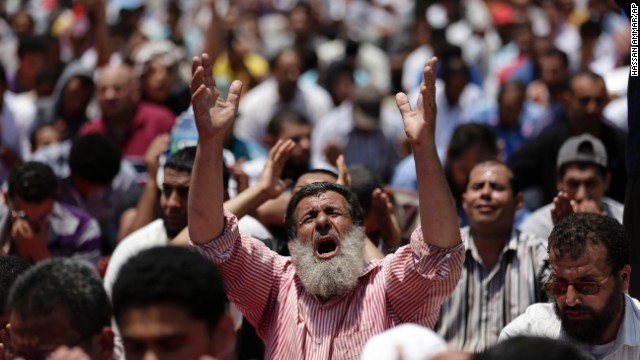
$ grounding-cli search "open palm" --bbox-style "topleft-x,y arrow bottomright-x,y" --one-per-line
190,53 -> 243,143
395,57 -> 438,147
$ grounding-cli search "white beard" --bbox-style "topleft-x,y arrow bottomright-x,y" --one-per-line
289,226 -> 365,300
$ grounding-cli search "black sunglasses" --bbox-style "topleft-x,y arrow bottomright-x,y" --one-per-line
544,276 -> 610,296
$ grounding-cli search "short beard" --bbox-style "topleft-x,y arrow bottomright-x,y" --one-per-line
554,279 -> 625,345
289,226 -> 365,301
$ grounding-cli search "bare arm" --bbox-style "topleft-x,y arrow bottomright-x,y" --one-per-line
188,53 -> 242,244
395,58 -> 460,248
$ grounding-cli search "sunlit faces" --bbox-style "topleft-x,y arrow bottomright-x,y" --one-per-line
462,163 -> 522,230
293,191 -> 354,259
119,305 -> 219,360
549,242 -> 629,345
566,76 -> 608,128
557,164 -> 609,204
160,168 -> 191,238
277,121 -> 311,166
96,65 -> 139,121
142,59 -> 173,103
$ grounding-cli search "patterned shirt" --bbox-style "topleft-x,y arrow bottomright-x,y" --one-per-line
435,227 -> 549,352
194,211 -> 465,360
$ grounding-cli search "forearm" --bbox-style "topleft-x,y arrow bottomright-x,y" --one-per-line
224,183 -> 271,219
188,140 -> 226,244
413,142 -> 460,248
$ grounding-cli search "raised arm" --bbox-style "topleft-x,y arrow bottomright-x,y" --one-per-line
395,58 -> 460,248
188,53 -> 242,244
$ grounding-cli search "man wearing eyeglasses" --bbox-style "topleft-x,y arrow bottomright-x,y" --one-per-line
500,213 -> 640,359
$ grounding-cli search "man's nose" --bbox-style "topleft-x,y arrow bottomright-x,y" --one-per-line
575,185 -> 587,201
565,284 -> 581,307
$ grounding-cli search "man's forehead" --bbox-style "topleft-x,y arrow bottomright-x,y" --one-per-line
295,191 -> 349,211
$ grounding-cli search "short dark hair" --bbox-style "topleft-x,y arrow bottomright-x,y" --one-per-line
266,109 -> 310,138
477,336 -> 587,360
558,162 -> 607,181
349,165 -> 383,213
447,123 -> 498,161
569,70 -> 606,94
0,62 -> 6,86
285,182 -> 364,240
17,34 -> 49,58
112,247 -> 227,330
541,47 -> 569,69
8,161 -> 58,202
549,213 -> 628,274
70,134 -> 121,185
7,258 -> 111,336
165,146 -> 196,174
0,257 -> 30,316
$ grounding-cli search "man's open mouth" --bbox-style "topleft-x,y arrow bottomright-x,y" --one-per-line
314,236 -> 339,259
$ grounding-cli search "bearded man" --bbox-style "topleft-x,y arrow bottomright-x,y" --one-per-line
187,54 -> 464,359
500,213 -> 640,359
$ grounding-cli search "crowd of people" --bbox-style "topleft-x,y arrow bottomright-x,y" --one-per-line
0,0 -> 637,359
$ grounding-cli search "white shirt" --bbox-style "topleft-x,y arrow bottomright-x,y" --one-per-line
233,78 -> 333,144
0,91 -> 36,180
500,294 -> 640,360
519,197 -> 624,240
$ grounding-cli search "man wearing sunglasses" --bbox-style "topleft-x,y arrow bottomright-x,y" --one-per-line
500,213 -> 640,359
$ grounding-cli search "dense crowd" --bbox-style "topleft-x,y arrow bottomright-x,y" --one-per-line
0,0 -> 637,359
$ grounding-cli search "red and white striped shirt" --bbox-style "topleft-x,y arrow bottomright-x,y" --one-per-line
194,212 -> 464,360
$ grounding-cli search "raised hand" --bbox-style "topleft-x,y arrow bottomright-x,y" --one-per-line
336,155 -> 351,188
551,191 -> 574,225
371,188 -> 402,248
256,139 -> 296,199
190,53 -> 242,143
395,57 -> 437,147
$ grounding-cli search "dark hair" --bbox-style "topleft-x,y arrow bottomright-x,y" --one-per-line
70,134 -> 121,185
541,47 -> 570,69
0,257 -> 30,316
549,213 -> 628,274
569,70 -> 606,95
477,336 -> 587,360
269,47 -> 301,71
558,162 -> 608,180
7,258 -> 111,336
112,247 -> 227,330
285,181 -> 364,240
0,62 -> 6,86
497,80 -> 526,104
464,159 -> 522,195
17,34 -> 49,58
165,146 -> 196,174
349,165 -> 383,213
8,161 -> 58,202
266,109 -> 310,138
447,123 -> 498,161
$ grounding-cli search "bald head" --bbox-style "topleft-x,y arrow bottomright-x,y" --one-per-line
97,64 -> 140,122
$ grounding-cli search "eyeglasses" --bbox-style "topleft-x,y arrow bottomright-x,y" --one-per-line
544,276 -> 610,295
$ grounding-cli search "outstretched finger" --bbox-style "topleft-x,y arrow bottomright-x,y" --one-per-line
191,55 -> 202,76
419,57 -> 437,115
226,80 -> 243,110
395,92 -> 413,118
336,155 -> 351,188
200,53 -> 216,89
190,66 -> 205,95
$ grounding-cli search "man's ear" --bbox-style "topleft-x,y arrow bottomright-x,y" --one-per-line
211,313 -> 236,358
2,191 -> 8,206
515,192 -> 524,211
90,326 -> 114,360
619,264 -> 631,293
